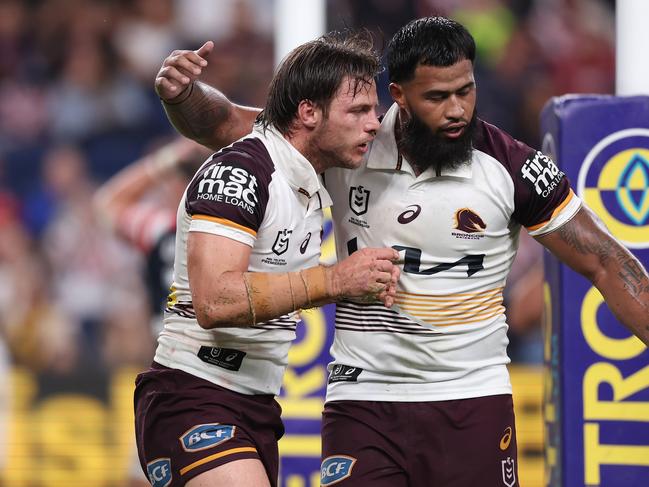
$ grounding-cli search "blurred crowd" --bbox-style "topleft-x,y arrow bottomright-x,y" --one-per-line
0,0 -> 616,379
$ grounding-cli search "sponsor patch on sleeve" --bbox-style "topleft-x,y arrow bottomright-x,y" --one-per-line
519,151 -> 565,198
185,149 -> 271,235
194,160 -> 260,214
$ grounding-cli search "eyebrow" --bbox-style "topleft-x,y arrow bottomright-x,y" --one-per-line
422,81 -> 475,97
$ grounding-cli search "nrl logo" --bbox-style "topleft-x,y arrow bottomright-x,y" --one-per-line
272,229 -> 292,256
349,186 -> 370,216
501,457 -> 516,487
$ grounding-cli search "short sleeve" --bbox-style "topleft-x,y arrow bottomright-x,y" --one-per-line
184,138 -> 274,246
512,150 -> 582,236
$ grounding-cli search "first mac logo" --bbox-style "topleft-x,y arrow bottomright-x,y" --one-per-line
180,423 -> 236,452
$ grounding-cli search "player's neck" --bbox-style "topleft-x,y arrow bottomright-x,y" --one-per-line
283,129 -> 326,174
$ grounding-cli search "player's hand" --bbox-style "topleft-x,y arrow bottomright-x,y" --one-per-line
154,41 -> 214,102
328,248 -> 400,307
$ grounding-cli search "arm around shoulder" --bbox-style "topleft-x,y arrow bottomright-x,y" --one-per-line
162,81 -> 261,151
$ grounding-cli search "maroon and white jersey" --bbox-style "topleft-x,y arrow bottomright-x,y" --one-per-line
154,125 -> 331,395
324,103 -> 581,402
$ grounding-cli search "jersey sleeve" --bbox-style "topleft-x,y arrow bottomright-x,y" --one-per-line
184,138 -> 273,247
511,149 -> 582,237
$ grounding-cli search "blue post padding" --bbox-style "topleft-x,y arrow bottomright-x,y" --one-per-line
540,95 -> 649,487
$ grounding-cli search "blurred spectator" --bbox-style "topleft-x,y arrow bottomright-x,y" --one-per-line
451,0 -> 516,68
94,137 -> 211,340
504,232 -> 545,363
35,145 -> 146,362
0,193 -> 79,374
197,0 -> 275,107
48,37 -> 152,141
174,0 -> 274,45
113,0 -> 182,83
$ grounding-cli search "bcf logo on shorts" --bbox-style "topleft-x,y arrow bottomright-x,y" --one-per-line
321,455 -> 356,485
147,458 -> 172,487
180,423 -> 236,452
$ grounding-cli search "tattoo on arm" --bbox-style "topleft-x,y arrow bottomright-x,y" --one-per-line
617,256 -> 649,297
556,221 -> 614,263
185,93 -> 231,138
163,82 -> 233,144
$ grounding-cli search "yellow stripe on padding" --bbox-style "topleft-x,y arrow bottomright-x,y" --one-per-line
193,214 -> 257,237
179,446 -> 258,475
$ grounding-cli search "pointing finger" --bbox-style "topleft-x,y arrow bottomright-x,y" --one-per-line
195,40 -> 214,63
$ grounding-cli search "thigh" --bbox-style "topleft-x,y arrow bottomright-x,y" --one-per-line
134,364 -> 283,487
321,401 -> 408,487
185,459 -> 270,487
409,394 -> 519,487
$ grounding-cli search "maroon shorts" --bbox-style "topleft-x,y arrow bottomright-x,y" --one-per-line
321,395 -> 518,487
134,362 -> 284,487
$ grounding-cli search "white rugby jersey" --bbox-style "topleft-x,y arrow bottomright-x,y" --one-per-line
154,125 -> 331,395
324,103 -> 581,402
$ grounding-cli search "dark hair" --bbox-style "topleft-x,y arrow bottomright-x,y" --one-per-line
387,17 -> 475,83
258,31 -> 381,134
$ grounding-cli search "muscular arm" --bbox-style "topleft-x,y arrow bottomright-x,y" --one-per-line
536,206 -> 649,346
154,42 -> 260,150
162,82 -> 260,151
188,232 -> 400,329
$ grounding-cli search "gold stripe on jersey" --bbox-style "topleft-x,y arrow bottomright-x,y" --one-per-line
192,214 -> 257,237
179,446 -> 258,475
526,189 -> 575,232
394,287 -> 505,326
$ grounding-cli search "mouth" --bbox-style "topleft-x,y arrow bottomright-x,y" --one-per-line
441,123 -> 466,139
357,141 -> 370,153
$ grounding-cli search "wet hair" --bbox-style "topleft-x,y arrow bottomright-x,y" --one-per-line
387,17 -> 476,83
258,31 -> 381,134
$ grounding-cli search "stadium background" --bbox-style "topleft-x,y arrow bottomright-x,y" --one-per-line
0,0 -> 618,486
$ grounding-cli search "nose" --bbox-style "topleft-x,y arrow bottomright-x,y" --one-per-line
446,95 -> 465,120
365,109 -> 380,136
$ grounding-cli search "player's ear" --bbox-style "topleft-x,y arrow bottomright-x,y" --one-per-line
297,99 -> 320,129
389,83 -> 406,110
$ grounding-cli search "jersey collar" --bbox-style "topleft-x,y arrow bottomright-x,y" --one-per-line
254,124 -> 330,204
367,103 -> 473,179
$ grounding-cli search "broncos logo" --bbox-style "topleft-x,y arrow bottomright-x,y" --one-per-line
454,208 -> 486,233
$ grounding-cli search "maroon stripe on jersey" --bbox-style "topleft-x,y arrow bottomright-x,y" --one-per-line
185,137 -> 274,234
473,119 -> 572,229
335,301 -> 440,335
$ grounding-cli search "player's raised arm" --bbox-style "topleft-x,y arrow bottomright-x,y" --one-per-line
155,41 -> 261,151
536,206 -> 649,346
93,137 -> 210,236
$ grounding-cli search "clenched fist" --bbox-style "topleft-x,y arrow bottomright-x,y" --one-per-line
326,247 -> 400,307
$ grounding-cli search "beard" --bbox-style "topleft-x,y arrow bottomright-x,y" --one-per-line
397,110 -> 477,174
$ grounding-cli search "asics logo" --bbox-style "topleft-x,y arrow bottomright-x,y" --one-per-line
398,205 -> 422,224
500,426 -> 512,450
